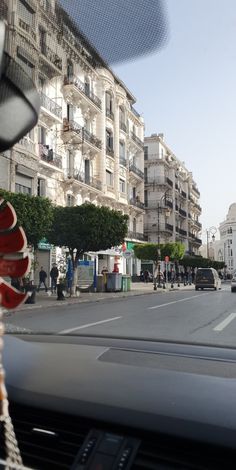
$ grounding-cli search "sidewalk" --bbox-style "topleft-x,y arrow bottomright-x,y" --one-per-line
4,282 -> 194,314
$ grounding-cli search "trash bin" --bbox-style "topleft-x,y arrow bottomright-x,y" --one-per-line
97,274 -> 106,292
107,273 -> 122,292
127,276 -> 131,291
121,276 -> 128,292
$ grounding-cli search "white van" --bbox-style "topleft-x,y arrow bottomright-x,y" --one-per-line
195,268 -> 221,291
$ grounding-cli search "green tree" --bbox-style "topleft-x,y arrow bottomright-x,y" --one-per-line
47,203 -> 129,290
180,256 -> 225,270
133,242 -> 185,264
0,189 -> 54,248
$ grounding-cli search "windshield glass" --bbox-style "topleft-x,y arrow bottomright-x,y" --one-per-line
1,0 -> 236,349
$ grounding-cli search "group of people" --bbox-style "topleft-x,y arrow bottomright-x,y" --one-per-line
38,264 -> 59,293
140,267 -> 197,285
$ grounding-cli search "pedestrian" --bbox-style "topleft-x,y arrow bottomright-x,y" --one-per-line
144,270 -> 149,283
38,267 -> 48,292
50,263 -> 59,293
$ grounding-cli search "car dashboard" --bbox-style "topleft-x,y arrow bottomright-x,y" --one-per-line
1,334 -> 236,469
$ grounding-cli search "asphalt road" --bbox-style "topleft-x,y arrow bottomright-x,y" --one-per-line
4,283 -> 236,347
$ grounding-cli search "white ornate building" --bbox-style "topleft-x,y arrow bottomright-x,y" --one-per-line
0,0 -> 145,278
144,133 -> 202,254
218,203 -> 236,274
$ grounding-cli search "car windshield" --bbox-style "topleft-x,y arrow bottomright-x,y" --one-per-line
1,0 -> 236,349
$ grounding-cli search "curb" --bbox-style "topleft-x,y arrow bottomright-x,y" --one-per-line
3,286 -> 194,316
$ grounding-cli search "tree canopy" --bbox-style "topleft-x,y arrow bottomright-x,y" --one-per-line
180,256 -> 225,270
133,242 -> 185,263
47,203 -> 129,264
0,189 -> 54,248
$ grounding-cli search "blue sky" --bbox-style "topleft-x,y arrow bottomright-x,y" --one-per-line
113,0 -> 236,241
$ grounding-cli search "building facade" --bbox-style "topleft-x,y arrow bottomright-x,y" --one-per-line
218,203 -> 236,274
1,0 -> 145,278
144,133 -> 202,254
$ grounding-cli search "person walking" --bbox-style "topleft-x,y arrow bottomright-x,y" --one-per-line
38,267 -> 48,292
50,263 -> 59,293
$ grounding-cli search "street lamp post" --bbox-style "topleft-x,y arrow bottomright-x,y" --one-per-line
154,191 -> 171,290
206,226 -> 217,259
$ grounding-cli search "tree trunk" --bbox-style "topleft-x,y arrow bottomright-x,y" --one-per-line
71,251 -> 80,297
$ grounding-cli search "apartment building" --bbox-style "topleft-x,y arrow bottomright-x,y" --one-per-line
218,203 -> 236,274
144,133 -> 202,254
0,0 -> 145,277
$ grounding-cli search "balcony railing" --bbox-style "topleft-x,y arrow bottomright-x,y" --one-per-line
179,228 -> 187,237
145,177 -> 166,185
120,121 -> 127,133
166,223 -> 173,232
130,106 -> 141,118
127,231 -> 146,241
129,164 -> 144,179
130,132 -> 144,148
166,177 -> 173,187
40,92 -> 62,119
40,43 -> 62,71
63,120 -> 102,149
64,75 -> 101,109
83,128 -> 102,149
181,190 -> 187,198
129,198 -> 145,210
179,208 -> 187,217
18,18 -> 36,42
39,144 -> 62,169
119,157 -> 127,167
18,136 -> 36,154
106,109 -> 114,120
68,171 -> 102,190
166,200 -> 173,208
106,146 -> 115,158
195,220 -> 202,228
192,185 -> 200,196
195,203 -> 201,212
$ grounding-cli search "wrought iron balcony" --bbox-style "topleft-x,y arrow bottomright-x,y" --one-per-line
166,223 -> 173,232
195,220 -> 202,228
127,231 -> 146,241
39,144 -> 62,169
106,146 -> 115,158
166,177 -> 173,187
40,92 -> 62,119
120,121 -> 127,133
179,228 -> 187,237
129,164 -> 144,179
192,184 -> 200,196
64,75 -> 101,109
106,109 -> 114,120
130,106 -> 141,118
129,198 -> 145,210
68,171 -> 102,190
40,43 -> 62,71
179,208 -> 187,217
119,157 -> 127,167
63,120 -> 102,149
181,190 -> 187,198
130,132 -> 144,148
166,200 -> 173,208
18,17 -> 36,42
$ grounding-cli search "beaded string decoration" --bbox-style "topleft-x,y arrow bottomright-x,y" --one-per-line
0,199 -> 31,469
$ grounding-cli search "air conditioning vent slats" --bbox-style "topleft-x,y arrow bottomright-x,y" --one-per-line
0,404 -> 90,470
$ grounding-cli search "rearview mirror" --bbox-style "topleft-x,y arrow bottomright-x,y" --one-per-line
0,21 -> 40,152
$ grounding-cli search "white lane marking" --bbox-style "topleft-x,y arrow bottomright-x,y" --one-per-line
148,292 -> 212,310
58,316 -> 122,334
213,313 -> 236,331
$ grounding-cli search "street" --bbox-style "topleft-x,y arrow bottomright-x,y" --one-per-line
3,282 -> 236,348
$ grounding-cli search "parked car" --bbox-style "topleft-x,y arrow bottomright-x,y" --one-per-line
195,268 -> 221,291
